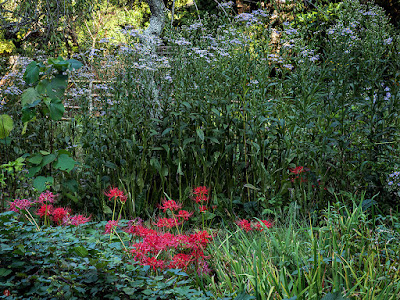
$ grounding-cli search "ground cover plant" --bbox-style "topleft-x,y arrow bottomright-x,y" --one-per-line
1,0 -> 400,298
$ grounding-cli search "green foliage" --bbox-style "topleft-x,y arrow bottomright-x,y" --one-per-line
0,211 -> 211,299
206,195 -> 400,299
0,114 -> 13,138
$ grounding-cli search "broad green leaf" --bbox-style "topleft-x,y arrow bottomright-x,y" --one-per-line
28,154 -> 43,165
0,268 -> 12,277
103,205 -> 112,214
40,153 -> 57,166
196,128 -> 205,141
62,179 -> 78,193
67,59 -> 83,70
21,87 -> 40,106
23,61 -> 39,84
27,166 -> 41,178
73,246 -> 88,257
48,98 -> 65,120
0,114 -> 14,138
47,74 -> 68,99
54,154 -> 76,172
33,176 -> 54,192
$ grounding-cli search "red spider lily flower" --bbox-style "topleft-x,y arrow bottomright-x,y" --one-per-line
140,256 -> 165,271
193,186 -> 209,196
190,230 -> 212,247
37,191 -> 57,204
104,220 -> 119,234
104,187 -> 127,204
236,219 -> 252,232
254,220 -> 273,231
211,205 -> 217,210
169,253 -> 193,270
199,205 -> 208,213
51,207 -> 70,225
3,290 -> 11,296
155,217 -> 181,228
289,166 -> 305,174
66,214 -> 91,226
8,199 -> 33,213
159,199 -> 182,212
194,195 -> 209,203
176,210 -> 193,220
36,204 -> 54,217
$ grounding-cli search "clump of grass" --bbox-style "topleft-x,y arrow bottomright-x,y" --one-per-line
204,194 -> 400,299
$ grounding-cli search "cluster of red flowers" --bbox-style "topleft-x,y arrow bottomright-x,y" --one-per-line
8,191 -> 90,227
289,166 -> 309,183
159,198 -> 182,212
9,199 -> 33,213
236,219 -> 273,232
126,222 -> 212,273
193,186 -> 209,204
104,187 -> 127,204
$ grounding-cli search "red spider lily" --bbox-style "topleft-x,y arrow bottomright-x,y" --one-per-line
104,220 -> 119,234
159,199 -> 182,212
254,220 -> 273,231
236,219 -> 252,232
8,199 -> 32,213
193,186 -> 209,196
155,217 -> 181,228
289,166 -> 305,174
199,205 -> 208,213
37,191 -> 57,204
51,207 -> 70,225
104,187 -> 127,203
169,253 -> 193,270
176,210 -> 193,220
125,224 -> 157,237
194,195 -> 209,203
66,214 -> 91,226
140,256 -> 165,271
193,186 -> 209,203
36,204 -> 54,217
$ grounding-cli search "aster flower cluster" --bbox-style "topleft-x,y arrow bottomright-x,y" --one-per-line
387,171 -> 400,194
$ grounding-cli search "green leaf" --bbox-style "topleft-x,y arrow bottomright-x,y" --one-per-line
27,166 -> 41,178
33,176 -> 54,192
234,292 -> 256,300
54,154 -> 76,172
0,244 -> 13,251
67,59 -> 83,70
40,153 -> 56,167
73,246 -> 89,257
103,205 -> 112,214
0,114 -> 14,138
62,179 -> 78,193
21,87 -> 41,106
47,74 -> 68,99
123,287 -> 138,295
24,61 -> 40,84
28,154 -> 43,165
48,98 -> 65,121
0,268 -> 12,277
196,128 -> 205,141
244,183 -> 259,191
320,292 -> 349,300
